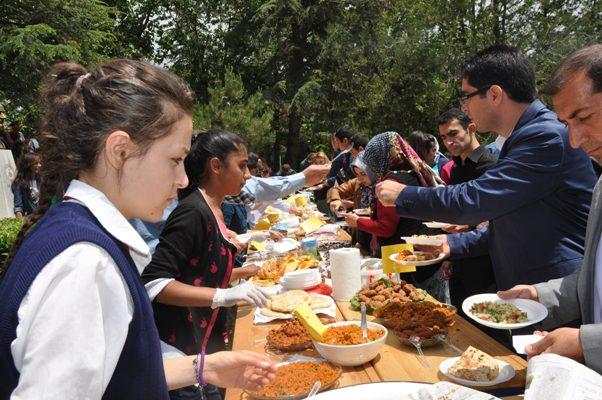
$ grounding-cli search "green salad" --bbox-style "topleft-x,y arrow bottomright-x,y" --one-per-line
469,301 -> 528,324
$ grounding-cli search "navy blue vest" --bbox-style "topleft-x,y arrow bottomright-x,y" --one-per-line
0,202 -> 169,399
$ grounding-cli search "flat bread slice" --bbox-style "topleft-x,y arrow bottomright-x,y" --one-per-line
260,308 -> 290,319
448,346 -> 499,381
309,294 -> 331,310
269,290 -> 311,312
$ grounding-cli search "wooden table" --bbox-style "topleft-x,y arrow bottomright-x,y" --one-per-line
225,300 -> 527,399
337,301 -> 527,391
224,304 -> 379,400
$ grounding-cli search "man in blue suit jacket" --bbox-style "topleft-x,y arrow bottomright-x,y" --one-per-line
376,45 -> 596,290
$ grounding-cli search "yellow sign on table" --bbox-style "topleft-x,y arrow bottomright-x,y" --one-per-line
293,303 -> 326,341
249,241 -> 267,252
254,218 -> 271,230
300,216 -> 325,234
381,243 -> 416,273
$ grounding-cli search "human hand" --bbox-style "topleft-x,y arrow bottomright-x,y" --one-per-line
344,212 -> 360,228
329,200 -> 343,214
307,183 -> 325,192
375,180 -> 406,207
413,235 -> 450,258
441,224 -> 470,234
341,199 -> 354,209
230,236 -> 245,252
268,230 -> 284,241
204,350 -> 277,391
290,206 -> 304,217
212,281 -> 270,308
303,164 -> 331,186
525,328 -> 584,362
497,285 -> 539,302
440,261 -> 453,280
238,264 -> 260,280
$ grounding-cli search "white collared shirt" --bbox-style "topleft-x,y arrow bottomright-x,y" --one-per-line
10,180 -> 152,400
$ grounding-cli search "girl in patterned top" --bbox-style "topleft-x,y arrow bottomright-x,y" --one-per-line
142,130 -> 271,399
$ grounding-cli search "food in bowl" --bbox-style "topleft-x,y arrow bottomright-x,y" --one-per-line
469,301 -> 528,324
447,346 -> 500,382
266,317 -> 336,351
249,361 -> 340,398
320,325 -> 384,345
312,321 -> 388,367
393,249 -> 437,262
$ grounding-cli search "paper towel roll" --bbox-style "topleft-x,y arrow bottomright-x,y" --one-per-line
329,247 -> 361,301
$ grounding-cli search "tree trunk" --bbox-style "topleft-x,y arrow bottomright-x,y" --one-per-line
285,104 -> 301,167
284,20 -> 306,167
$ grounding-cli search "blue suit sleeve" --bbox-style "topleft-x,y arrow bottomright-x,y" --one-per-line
447,225 -> 490,259
395,129 -> 565,226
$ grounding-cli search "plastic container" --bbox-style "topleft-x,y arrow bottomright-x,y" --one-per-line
301,237 -> 318,257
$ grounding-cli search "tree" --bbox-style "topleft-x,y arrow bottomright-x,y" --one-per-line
195,69 -> 274,153
0,0 -> 119,111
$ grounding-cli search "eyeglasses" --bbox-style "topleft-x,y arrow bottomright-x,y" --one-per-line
459,85 -> 491,104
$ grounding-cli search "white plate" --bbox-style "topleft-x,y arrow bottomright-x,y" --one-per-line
423,221 -> 452,229
272,238 -> 300,254
253,293 -> 336,324
311,381 -> 430,400
439,357 -> 515,387
360,258 -> 382,270
353,208 -> 371,216
235,233 -> 252,244
389,252 -> 445,266
401,236 -> 443,246
462,293 -> 548,330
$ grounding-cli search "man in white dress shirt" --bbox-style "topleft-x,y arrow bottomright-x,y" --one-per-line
498,44 -> 602,373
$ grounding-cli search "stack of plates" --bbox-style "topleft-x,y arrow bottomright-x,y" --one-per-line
280,269 -> 322,290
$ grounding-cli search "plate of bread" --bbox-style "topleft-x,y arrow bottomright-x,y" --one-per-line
255,290 -> 336,323
439,346 -> 515,387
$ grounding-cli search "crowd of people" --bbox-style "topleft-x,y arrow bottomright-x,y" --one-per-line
0,42 -> 599,400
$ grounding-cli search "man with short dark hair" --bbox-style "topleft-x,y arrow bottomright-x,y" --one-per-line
437,108 -> 498,307
350,133 -> 369,158
498,44 -> 602,373
376,45 -> 596,290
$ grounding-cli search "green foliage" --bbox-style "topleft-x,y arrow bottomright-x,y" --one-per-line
0,218 -> 25,270
0,0 -> 120,127
195,69 -> 274,151
0,0 -> 600,164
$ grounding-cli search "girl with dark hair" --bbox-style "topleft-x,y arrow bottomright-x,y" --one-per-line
344,132 -> 447,299
0,61 -> 275,399
12,153 -> 41,217
142,130 -> 270,400
344,131 -> 440,249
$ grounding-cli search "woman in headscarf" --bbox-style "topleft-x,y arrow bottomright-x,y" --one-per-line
344,132 -> 445,289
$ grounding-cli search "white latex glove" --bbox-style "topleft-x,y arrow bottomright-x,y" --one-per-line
211,281 -> 270,309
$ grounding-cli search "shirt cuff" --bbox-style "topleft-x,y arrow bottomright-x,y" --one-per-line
446,234 -> 462,259
145,278 -> 175,302
289,172 -> 306,190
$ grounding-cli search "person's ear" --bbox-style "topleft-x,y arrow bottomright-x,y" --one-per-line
467,122 -> 477,135
209,156 -> 222,175
489,85 -> 504,106
104,130 -> 133,170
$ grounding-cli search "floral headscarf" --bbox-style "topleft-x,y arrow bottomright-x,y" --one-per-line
362,131 -> 441,187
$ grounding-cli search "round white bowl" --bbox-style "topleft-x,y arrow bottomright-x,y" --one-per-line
312,321 -> 387,367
